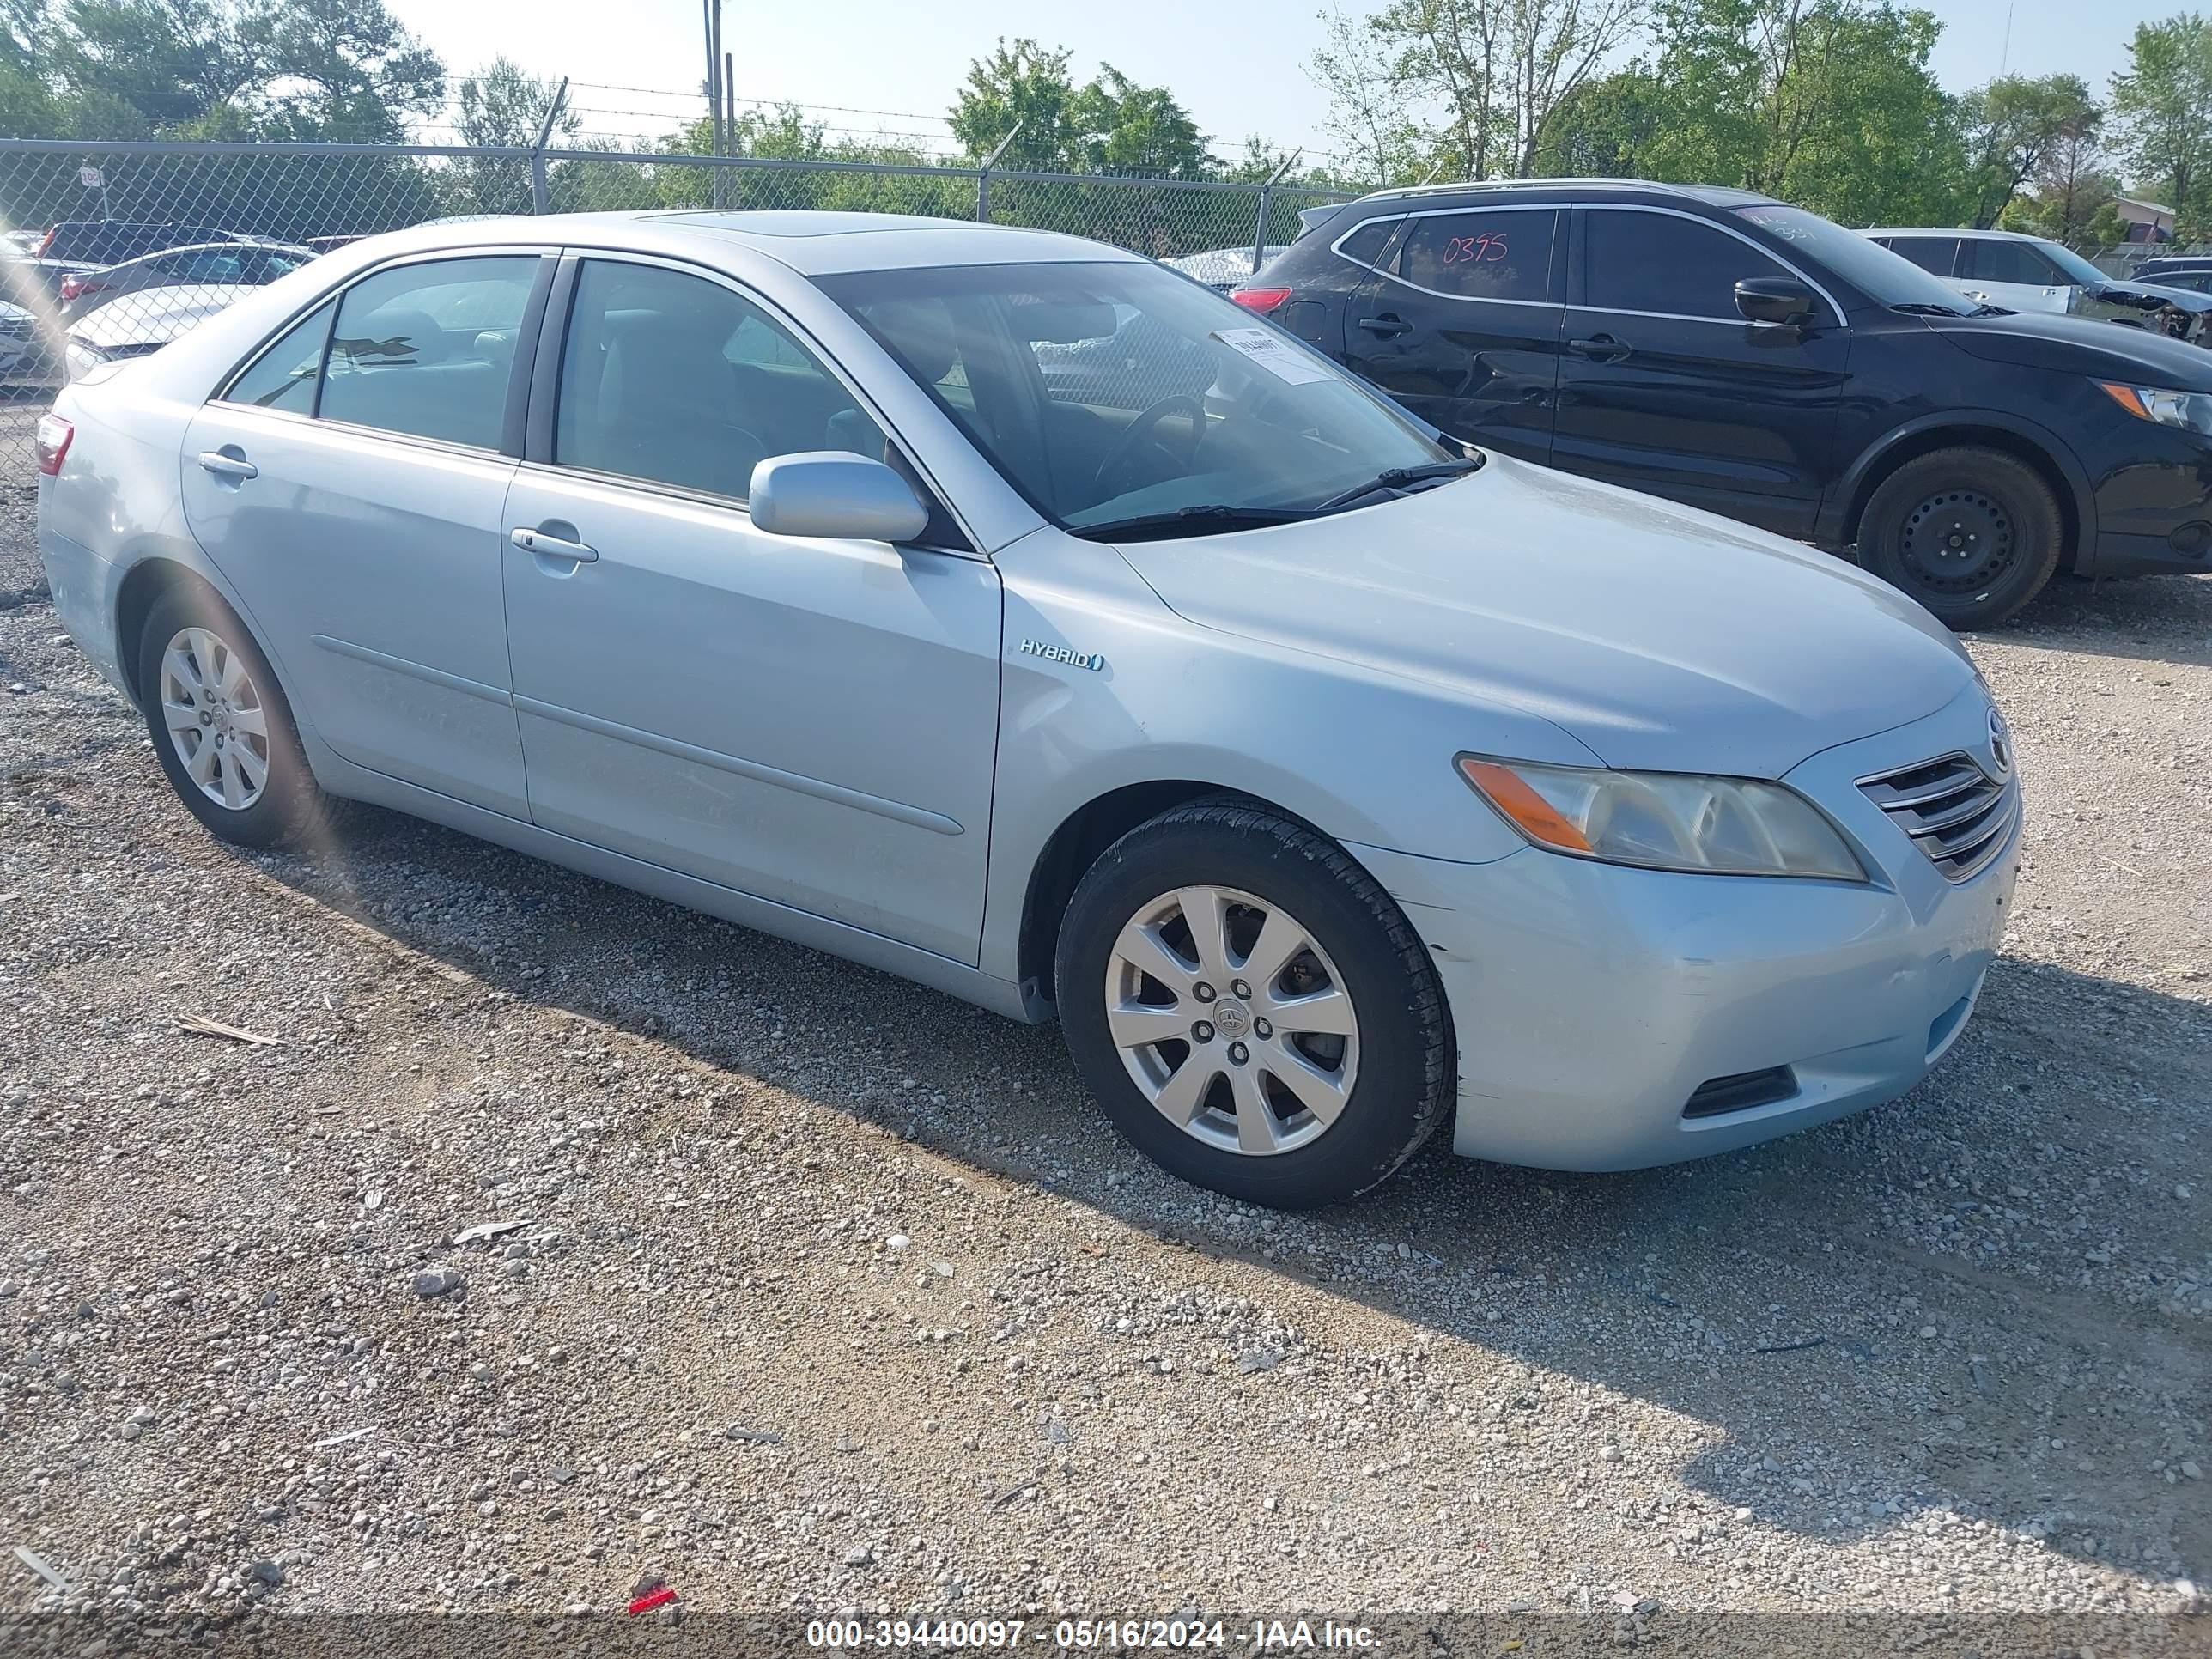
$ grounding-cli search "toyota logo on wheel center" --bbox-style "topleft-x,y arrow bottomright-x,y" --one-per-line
1212,1000 -> 1252,1039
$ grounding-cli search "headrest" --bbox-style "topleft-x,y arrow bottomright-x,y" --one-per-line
868,300 -> 960,385
341,307 -> 446,366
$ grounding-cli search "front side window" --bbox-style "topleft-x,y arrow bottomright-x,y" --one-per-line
221,299 -> 334,415
317,255 -> 540,449
1960,239 -> 2064,286
555,259 -> 886,500
1398,210 -> 1556,302
823,259 -> 1458,532
1583,210 -> 1791,320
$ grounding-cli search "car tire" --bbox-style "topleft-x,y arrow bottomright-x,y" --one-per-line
1858,447 -> 2063,629
135,585 -> 343,850
1054,798 -> 1452,1208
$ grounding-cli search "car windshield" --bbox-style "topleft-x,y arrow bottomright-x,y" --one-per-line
1733,204 -> 1976,313
2035,240 -> 2113,288
818,259 -> 1458,533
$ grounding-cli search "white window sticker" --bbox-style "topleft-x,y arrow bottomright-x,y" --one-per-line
1211,325 -> 1334,385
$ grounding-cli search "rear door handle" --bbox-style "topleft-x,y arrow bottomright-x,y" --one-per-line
196,450 -> 257,480
1567,334 -> 1631,362
1357,313 -> 1412,337
511,525 -> 598,563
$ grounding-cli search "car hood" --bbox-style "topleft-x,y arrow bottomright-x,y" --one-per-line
68,283 -> 246,349
2095,278 -> 2212,313
1929,306 -> 2212,382
1110,455 -> 1976,779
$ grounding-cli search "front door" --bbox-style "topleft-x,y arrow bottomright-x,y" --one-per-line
501,255 -> 1002,966
1954,235 -> 2075,315
1550,206 -> 1850,538
1336,205 -> 1564,464
179,252 -> 550,817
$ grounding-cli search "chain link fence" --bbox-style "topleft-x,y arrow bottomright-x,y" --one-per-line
0,137 -> 1348,483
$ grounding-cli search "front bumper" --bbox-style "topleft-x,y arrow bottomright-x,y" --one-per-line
1352,682 -> 2020,1171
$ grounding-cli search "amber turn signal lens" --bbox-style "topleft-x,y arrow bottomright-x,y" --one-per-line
1456,757 -> 1593,852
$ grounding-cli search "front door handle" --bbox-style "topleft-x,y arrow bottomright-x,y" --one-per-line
1567,333 -> 1631,362
511,525 -> 598,563
1357,313 -> 1412,337
196,449 -> 257,480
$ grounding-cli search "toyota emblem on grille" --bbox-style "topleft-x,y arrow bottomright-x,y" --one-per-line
1987,708 -> 2012,776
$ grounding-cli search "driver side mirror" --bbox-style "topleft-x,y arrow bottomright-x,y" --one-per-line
748,452 -> 928,544
1735,276 -> 1816,327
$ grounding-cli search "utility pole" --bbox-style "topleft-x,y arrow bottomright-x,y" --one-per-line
702,0 -> 724,206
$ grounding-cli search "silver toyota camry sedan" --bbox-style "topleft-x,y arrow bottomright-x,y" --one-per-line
36,211 -> 2021,1208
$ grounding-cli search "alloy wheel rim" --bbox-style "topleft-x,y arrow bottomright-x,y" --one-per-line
158,625 -> 270,811
1901,489 -> 2015,594
1103,884 -> 1360,1157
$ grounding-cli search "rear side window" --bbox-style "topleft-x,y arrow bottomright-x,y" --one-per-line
1883,236 -> 1959,276
1960,239 -> 2063,285
1399,210 -> 1557,302
1583,210 -> 1793,319
318,256 -> 540,449
554,258 -> 885,501
1334,217 -> 1399,268
221,300 -> 335,415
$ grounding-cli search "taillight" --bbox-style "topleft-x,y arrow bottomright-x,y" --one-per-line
58,275 -> 89,301
35,414 -> 73,477
1231,285 -> 1293,314
34,226 -> 55,258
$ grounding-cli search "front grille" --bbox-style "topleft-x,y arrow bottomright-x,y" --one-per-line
1856,750 -> 2018,882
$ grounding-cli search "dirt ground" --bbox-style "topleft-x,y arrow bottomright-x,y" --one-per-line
1,495 -> 2206,1643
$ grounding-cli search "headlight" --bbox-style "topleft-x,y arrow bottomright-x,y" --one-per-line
2097,380 -> 2212,434
64,339 -> 110,382
1457,756 -> 1865,881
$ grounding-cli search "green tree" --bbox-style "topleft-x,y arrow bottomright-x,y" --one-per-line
248,0 -> 444,142
1069,65 -> 1208,176
449,55 -> 574,215
48,0 -> 258,130
2110,13 -> 2212,229
2001,106 -> 2116,243
948,37 -> 1079,170
1959,73 -> 2102,228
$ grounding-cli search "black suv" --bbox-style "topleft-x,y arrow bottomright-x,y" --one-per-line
1240,180 -> 2212,627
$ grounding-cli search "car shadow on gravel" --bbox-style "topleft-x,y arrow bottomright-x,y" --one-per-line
238,793 -> 2212,1591
1996,572 -> 2212,669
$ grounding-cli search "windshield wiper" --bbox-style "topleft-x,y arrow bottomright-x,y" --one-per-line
1308,457 -> 1484,514
1889,301 -> 1970,317
1066,503 -> 1316,543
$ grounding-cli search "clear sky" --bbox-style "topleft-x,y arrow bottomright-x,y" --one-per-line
383,0 -> 2177,166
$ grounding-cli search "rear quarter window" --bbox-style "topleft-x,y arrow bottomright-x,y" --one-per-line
1334,217 -> 1399,268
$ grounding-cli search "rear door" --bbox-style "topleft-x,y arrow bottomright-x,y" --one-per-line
1337,205 -> 1564,464
1550,204 -> 1850,538
1873,234 -> 1961,279
179,250 -> 551,818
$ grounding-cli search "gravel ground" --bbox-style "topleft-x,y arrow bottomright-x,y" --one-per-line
0,495 -> 2207,1640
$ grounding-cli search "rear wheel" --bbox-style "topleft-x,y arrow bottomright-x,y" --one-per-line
1858,447 -> 2063,629
135,586 -> 343,849
1054,799 -> 1451,1208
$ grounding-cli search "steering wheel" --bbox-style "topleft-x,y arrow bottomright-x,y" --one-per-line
1091,395 -> 1206,497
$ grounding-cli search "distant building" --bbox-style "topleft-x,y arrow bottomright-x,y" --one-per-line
2114,197 -> 2175,243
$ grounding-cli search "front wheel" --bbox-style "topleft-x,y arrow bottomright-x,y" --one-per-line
1857,447 -> 2063,629
1054,799 -> 1452,1208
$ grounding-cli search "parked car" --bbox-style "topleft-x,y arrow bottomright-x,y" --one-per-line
305,234 -> 367,254
60,240 -> 317,320
63,282 -> 251,380
33,219 -> 244,265
2122,254 -> 2212,286
38,212 -> 2019,1207
1243,180 -> 2212,627
1163,245 -> 1288,293
1864,227 -> 2212,340
0,299 -> 50,386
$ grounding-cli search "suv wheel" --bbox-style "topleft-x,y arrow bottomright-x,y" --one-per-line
1858,447 -> 2063,629
136,586 -> 343,849
1054,799 -> 1451,1208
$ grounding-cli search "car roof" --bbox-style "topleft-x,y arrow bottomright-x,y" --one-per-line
1864,226 -> 2048,243
337,210 -> 1147,277
1347,179 -> 1778,210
